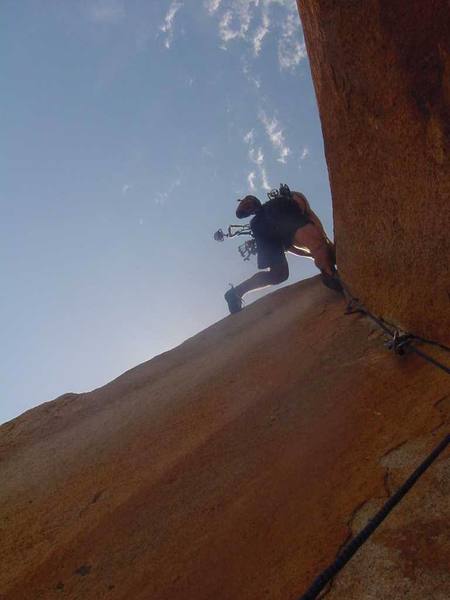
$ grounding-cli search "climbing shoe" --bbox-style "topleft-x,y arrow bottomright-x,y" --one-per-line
320,271 -> 344,293
224,286 -> 243,314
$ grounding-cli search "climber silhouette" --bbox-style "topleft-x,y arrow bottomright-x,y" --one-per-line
225,184 -> 342,314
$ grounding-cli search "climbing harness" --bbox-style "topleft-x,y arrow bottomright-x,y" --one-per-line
214,184 -> 296,263
267,182 -> 292,201
298,433 -> 450,600
214,224 -> 257,261
344,294 -> 450,375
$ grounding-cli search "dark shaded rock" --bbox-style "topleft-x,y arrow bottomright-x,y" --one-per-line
74,565 -> 91,577
297,0 -> 450,344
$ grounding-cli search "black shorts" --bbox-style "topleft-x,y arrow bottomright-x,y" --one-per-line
254,235 -> 288,270
250,200 -> 310,269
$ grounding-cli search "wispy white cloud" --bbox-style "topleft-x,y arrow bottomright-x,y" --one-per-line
300,147 -> 310,160
205,0 -> 223,15
206,0 -> 306,72
260,166 -> 270,191
155,178 -> 181,204
249,146 -> 264,165
218,0 -> 260,45
259,111 -> 291,164
253,10 -> 270,56
88,0 -> 125,24
122,183 -> 131,195
242,62 -> 261,88
278,12 -> 307,70
218,11 -> 240,43
160,1 -> 183,49
201,146 -> 214,158
247,171 -> 256,191
243,129 -> 255,145
243,130 -> 271,191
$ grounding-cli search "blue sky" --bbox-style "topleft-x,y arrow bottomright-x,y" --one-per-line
0,0 -> 332,424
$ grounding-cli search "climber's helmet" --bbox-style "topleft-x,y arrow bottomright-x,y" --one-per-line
236,195 -> 262,219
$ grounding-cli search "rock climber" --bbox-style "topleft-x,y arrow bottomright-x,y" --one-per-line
224,184 -> 342,314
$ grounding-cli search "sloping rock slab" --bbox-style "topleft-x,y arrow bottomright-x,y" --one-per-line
1,277 -> 448,599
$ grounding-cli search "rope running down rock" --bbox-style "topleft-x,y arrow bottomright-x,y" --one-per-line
297,433 -> 450,600
343,291 -> 450,376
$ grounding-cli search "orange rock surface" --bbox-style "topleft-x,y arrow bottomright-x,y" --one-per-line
297,0 -> 450,344
0,278 -> 449,599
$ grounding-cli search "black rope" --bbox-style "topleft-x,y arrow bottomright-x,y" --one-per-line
409,346 -> 450,375
408,334 -> 450,354
342,291 -> 450,376
298,433 -> 450,600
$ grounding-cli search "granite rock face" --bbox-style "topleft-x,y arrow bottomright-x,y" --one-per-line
0,278 -> 449,599
297,0 -> 450,344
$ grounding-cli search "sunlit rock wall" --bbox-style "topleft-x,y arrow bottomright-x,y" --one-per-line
297,0 -> 450,343
1,278 -> 449,599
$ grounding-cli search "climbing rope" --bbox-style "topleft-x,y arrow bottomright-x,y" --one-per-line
343,294 -> 450,376
298,433 -> 450,600
296,280 -> 449,599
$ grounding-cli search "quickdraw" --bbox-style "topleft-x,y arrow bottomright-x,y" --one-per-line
213,224 -> 257,262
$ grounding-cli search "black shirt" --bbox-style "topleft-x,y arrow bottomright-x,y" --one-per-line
250,196 -> 310,247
